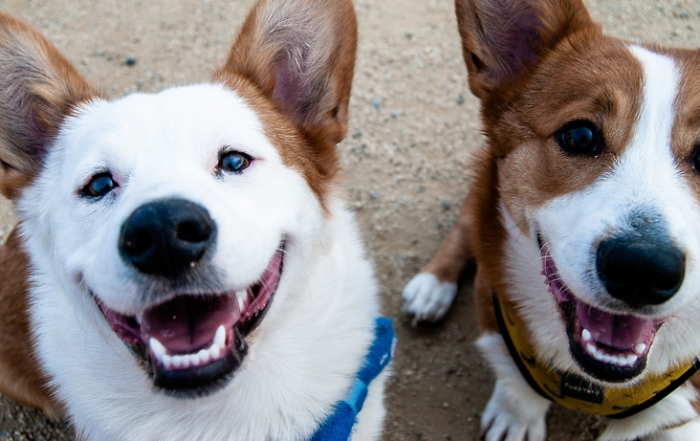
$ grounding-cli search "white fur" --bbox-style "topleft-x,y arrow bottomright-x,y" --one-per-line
477,333 -> 550,441
489,46 -> 700,439
17,84 -> 384,440
401,272 -> 457,324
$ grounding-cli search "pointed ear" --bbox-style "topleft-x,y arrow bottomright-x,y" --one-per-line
0,13 -> 96,200
455,0 -> 598,99
215,0 -> 357,144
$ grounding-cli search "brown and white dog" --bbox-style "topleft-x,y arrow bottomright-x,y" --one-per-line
0,0 -> 391,439
403,0 -> 700,439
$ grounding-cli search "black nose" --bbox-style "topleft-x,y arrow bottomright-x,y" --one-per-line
119,199 -> 216,278
596,233 -> 685,308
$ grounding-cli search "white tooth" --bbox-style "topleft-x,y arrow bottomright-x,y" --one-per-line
610,355 -> 619,365
135,314 -> 143,325
586,343 -> 597,356
635,343 -> 647,355
172,355 -> 183,369
211,344 -> 221,360
188,353 -> 200,367
582,329 -> 592,342
627,354 -> 638,365
181,355 -> 191,369
163,354 -> 173,370
214,325 -> 226,349
149,338 -> 167,361
236,290 -> 247,311
593,349 -> 604,361
197,348 -> 211,365
602,354 -> 612,364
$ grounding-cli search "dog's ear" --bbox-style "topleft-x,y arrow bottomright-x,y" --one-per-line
455,0 -> 598,99
215,0 -> 357,145
0,13 -> 96,200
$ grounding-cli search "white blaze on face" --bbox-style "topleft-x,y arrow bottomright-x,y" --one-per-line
528,46 -> 700,317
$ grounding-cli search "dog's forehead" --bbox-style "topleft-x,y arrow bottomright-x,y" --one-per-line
59,83 -> 278,175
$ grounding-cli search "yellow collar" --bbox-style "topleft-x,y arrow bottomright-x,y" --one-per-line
494,294 -> 700,419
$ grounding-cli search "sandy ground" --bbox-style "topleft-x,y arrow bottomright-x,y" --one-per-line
0,0 -> 699,439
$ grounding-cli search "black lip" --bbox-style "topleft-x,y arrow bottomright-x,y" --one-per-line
151,328 -> 248,398
563,305 -> 646,383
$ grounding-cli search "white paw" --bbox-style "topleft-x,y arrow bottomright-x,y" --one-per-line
401,272 -> 456,324
481,381 -> 547,441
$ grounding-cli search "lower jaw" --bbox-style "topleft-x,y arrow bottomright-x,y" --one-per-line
150,346 -> 246,398
568,337 -> 646,383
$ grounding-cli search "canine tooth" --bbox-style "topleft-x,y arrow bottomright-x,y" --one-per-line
582,329 -> 592,342
214,325 -> 226,349
211,344 -> 221,360
135,314 -> 143,325
149,338 -> 167,360
635,343 -> 647,355
236,290 -> 247,311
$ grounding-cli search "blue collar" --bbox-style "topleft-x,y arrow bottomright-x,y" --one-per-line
309,317 -> 396,441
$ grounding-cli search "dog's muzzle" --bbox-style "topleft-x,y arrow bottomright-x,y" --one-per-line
95,199 -> 284,397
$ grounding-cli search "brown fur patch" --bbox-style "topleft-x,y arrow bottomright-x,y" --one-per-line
0,229 -> 62,418
0,12 -> 96,200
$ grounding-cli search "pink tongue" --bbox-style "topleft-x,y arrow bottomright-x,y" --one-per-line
140,295 -> 240,354
577,302 -> 654,349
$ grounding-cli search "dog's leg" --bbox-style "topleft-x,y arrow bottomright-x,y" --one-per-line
402,195 -> 473,323
601,384 -> 700,441
477,332 -> 550,441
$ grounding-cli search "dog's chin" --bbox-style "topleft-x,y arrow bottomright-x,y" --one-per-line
539,240 -> 666,384
94,246 -> 284,398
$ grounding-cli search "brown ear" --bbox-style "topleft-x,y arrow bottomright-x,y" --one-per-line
215,0 -> 357,145
455,0 -> 598,99
0,12 -> 96,200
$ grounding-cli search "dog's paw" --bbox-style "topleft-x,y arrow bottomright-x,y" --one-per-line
401,272 -> 456,324
480,381 -> 547,441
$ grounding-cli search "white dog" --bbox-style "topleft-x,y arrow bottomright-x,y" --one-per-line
0,0 -> 393,439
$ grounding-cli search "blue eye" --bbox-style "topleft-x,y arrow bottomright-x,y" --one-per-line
218,151 -> 252,174
81,173 -> 117,198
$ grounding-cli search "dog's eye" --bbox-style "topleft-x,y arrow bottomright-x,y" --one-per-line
556,121 -> 603,155
80,173 -> 117,198
692,144 -> 700,173
218,151 -> 252,174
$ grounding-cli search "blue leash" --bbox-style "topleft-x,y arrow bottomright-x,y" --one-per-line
309,318 -> 396,441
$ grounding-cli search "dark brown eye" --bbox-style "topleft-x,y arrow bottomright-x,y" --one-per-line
218,151 -> 252,174
557,121 -> 603,156
692,143 -> 700,172
80,173 -> 117,198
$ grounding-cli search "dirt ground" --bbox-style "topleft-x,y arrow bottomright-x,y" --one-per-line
0,0 -> 699,440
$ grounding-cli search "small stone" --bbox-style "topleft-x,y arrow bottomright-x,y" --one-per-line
123,56 -> 138,66
441,199 -> 451,211
371,98 -> 383,109
368,191 -> 379,200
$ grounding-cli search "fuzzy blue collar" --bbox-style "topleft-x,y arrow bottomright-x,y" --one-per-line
309,317 -> 395,441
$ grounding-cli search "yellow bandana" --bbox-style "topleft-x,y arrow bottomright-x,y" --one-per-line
494,294 -> 700,418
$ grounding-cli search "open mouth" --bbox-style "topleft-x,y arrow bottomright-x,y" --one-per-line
540,240 -> 665,383
96,246 -> 284,397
